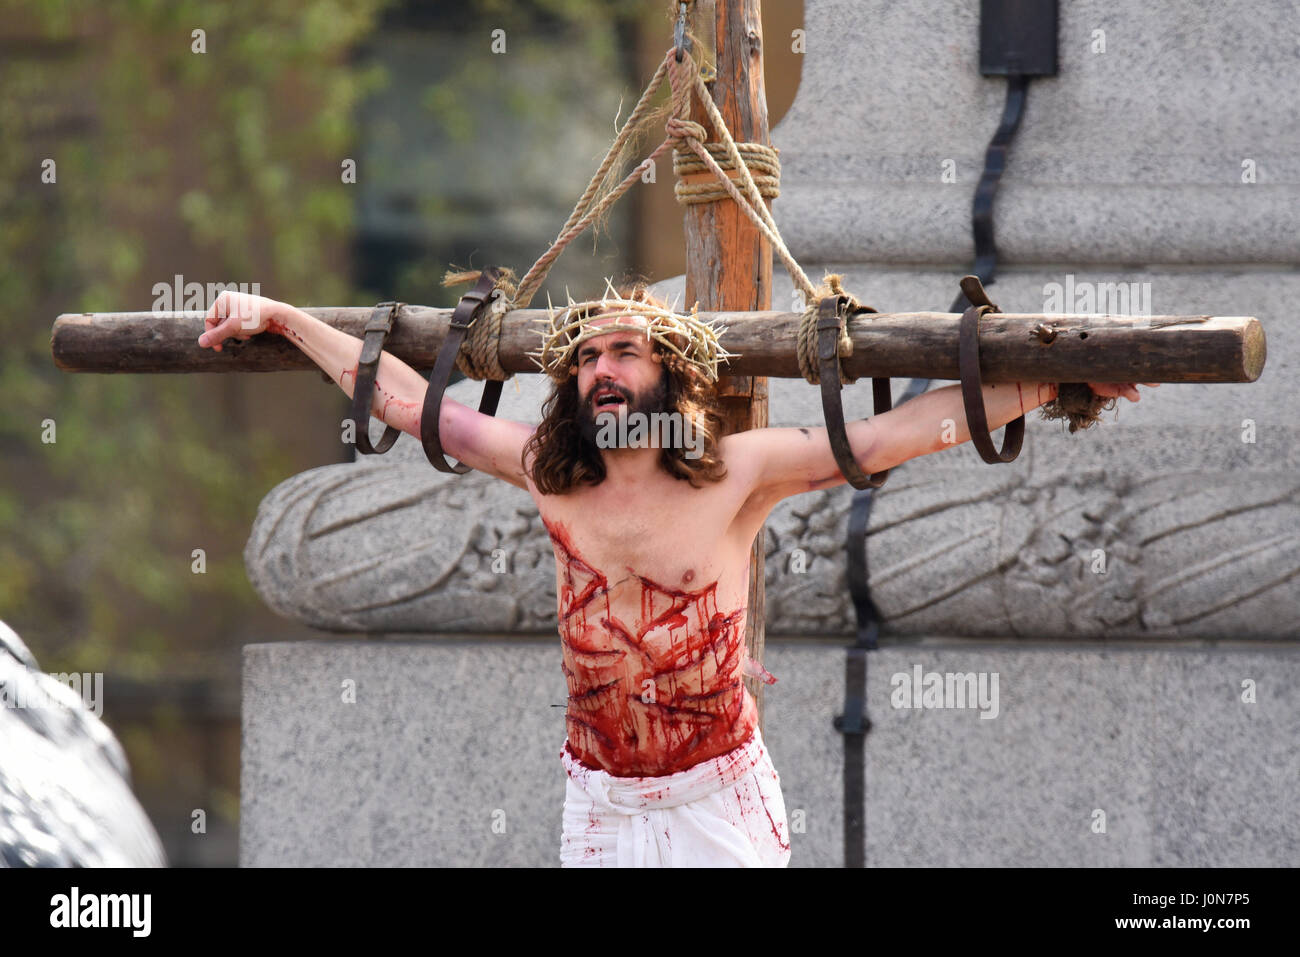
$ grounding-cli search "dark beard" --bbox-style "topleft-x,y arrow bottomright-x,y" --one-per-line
576,374 -> 668,449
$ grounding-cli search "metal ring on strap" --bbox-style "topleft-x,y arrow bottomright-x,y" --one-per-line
956,274 -> 1024,464
816,295 -> 893,489
420,266 -> 507,474
349,301 -> 404,456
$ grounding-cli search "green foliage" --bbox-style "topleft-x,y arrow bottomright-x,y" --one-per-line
0,0 -> 656,678
0,0 -> 394,674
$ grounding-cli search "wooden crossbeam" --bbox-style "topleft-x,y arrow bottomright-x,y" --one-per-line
52,308 -> 1265,382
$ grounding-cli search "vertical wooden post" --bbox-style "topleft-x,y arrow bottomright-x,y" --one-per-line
681,0 -> 772,730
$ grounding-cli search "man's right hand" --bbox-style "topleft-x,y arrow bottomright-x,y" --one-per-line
198,291 -> 286,352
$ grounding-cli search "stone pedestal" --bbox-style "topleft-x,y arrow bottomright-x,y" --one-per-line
241,640 -> 1300,866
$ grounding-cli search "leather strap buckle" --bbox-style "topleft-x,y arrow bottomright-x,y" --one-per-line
421,266 -> 508,474
448,284 -> 494,330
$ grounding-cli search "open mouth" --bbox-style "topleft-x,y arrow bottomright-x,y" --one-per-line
593,389 -> 627,409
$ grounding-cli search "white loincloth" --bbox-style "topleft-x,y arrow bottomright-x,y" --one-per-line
559,727 -> 792,867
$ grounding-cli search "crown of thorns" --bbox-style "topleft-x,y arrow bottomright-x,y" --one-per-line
525,278 -> 737,383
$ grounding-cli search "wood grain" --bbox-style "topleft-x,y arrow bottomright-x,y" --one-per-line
53,308 -> 1265,383
681,0 -> 773,729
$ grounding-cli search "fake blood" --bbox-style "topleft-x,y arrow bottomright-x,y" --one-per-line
337,363 -> 419,427
267,317 -> 309,350
544,516 -> 757,777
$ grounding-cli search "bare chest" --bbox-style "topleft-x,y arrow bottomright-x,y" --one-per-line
536,479 -> 747,592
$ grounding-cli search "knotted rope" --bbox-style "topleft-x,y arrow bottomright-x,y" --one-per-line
443,39 -> 855,388
662,50 -> 859,387
664,51 -> 817,303
441,266 -> 518,381
795,274 -> 864,386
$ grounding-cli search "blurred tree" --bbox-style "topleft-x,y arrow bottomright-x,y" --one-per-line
0,0 -> 659,862
0,0 -> 395,675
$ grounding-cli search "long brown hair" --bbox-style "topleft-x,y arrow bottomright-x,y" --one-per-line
522,283 -> 729,495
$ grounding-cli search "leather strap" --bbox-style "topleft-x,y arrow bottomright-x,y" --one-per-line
349,301 -> 403,456
816,295 -> 892,489
956,275 -> 1024,464
420,266 -> 506,474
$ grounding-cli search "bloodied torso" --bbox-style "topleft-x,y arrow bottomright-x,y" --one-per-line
530,468 -> 768,778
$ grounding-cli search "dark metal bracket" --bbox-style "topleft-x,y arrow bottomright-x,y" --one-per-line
674,2 -> 692,63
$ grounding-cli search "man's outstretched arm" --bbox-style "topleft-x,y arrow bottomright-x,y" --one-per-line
731,380 -> 1152,506
198,292 -> 534,490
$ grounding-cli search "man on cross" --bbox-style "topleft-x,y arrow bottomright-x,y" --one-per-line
198,284 -> 1153,867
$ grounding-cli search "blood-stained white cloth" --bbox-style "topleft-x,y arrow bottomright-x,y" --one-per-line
559,727 -> 791,867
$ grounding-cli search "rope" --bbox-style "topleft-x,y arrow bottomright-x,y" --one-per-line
445,33 -> 859,385
670,53 -> 818,302
664,54 -> 862,387
795,274 -> 860,385
673,142 -> 780,205
443,267 -> 518,381
513,44 -> 818,312
509,52 -> 676,311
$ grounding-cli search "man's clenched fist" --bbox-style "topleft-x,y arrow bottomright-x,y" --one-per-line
197,291 -> 286,352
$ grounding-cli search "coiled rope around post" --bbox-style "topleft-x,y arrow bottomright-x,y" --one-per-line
440,267 -> 518,382
665,50 -> 817,304
663,51 -> 863,388
673,142 -> 781,205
